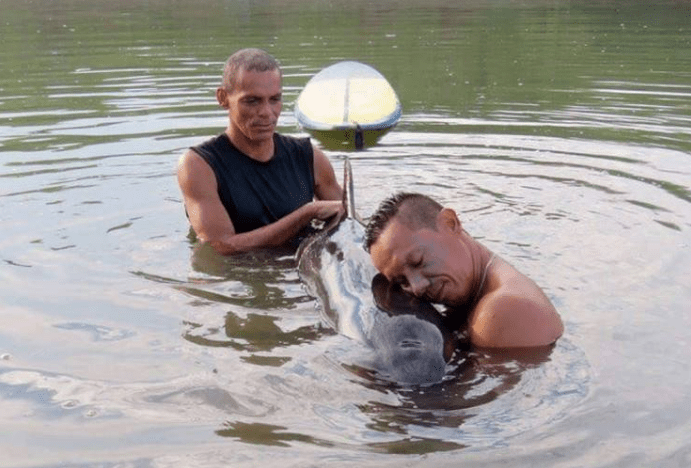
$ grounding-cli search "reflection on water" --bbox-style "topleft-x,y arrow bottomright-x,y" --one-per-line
1,0 -> 690,466
216,421 -> 336,448
208,339 -> 587,455
184,311 -> 328,354
352,345 -> 571,444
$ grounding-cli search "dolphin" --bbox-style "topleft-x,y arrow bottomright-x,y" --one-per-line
297,159 -> 457,386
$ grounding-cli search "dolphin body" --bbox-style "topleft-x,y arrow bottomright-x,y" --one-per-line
297,160 -> 456,386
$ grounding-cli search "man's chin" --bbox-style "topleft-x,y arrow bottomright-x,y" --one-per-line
254,129 -> 274,137
254,123 -> 276,131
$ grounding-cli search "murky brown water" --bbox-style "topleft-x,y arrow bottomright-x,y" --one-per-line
1,0 -> 690,466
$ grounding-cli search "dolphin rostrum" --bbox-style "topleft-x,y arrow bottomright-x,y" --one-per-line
297,159 -> 457,386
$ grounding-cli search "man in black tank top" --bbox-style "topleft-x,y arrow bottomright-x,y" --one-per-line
177,49 -> 343,255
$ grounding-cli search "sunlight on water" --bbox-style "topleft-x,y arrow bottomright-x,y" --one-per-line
1,0 -> 690,466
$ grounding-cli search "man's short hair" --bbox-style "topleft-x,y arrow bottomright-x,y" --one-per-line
364,192 -> 443,251
222,48 -> 281,92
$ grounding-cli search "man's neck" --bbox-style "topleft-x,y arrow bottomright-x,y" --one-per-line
459,233 -> 494,303
225,129 -> 274,162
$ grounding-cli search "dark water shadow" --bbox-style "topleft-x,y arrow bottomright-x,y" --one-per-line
179,235 -> 335,358
215,421 -> 336,448
183,241 -> 307,310
182,310 -> 334,354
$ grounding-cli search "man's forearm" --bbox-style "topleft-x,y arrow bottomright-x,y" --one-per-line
207,203 -> 316,255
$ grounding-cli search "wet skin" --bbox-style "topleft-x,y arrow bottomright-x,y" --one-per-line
369,209 -> 564,348
370,210 -> 486,308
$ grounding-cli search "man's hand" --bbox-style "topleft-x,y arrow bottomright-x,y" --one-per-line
308,200 -> 344,221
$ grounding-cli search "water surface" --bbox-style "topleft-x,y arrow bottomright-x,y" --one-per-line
1,1 -> 690,466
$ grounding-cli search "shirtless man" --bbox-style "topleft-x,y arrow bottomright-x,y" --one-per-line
365,193 -> 563,348
177,48 -> 343,255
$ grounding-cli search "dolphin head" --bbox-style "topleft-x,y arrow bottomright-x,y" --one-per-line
368,273 -> 457,386
369,313 -> 447,386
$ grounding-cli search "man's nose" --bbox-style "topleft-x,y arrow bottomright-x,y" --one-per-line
403,273 -> 430,297
258,101 -> 272,116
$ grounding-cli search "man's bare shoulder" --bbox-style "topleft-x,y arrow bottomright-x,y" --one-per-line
177,149 -> 216,194
468,257 -> 563,348
178,148 -> 205,173
312,144 -> 342,201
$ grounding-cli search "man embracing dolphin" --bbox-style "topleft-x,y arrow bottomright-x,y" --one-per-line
298,160 -> 456,386
365,193 -> 563,349
299,160 -> 563,385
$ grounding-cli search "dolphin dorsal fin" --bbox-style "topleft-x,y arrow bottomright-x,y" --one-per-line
343,157 -> 356,219
342,157 -> 364,224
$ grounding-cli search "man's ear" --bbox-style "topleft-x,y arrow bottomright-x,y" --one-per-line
216,88 -> 229,109
436,208 -> 462,233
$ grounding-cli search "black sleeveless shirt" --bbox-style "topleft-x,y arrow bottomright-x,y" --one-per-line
192,133 -> 315,234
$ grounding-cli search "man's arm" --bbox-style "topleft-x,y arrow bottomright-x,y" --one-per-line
468,262 -> 564,348
177,149 -> 343,255
312,146 -> 343,201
